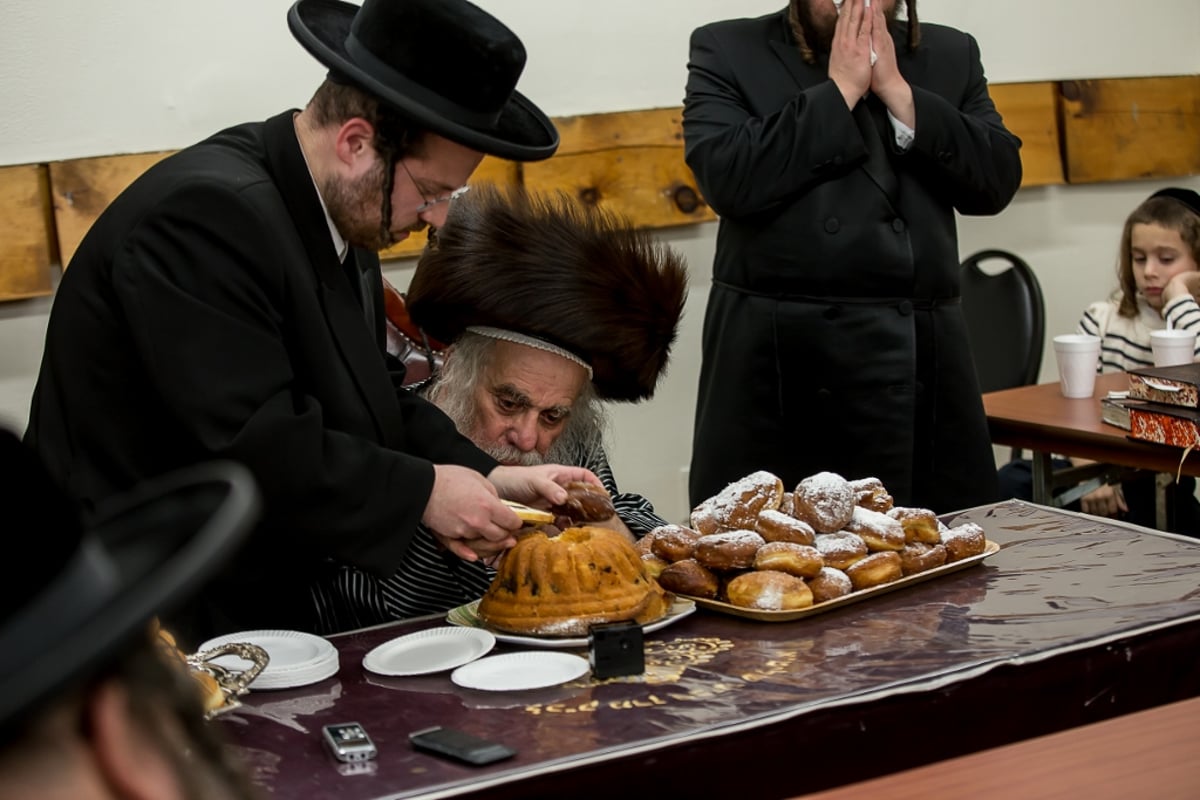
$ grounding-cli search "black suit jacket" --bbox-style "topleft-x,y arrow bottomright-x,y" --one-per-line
26,111 -> 496,640
683,12 -> 1022,510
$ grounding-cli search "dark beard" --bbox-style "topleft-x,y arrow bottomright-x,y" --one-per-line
324,159 -> 393,252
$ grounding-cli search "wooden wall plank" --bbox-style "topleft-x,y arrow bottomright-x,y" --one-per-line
4,76 -> 1197,299
990,81 -> 1064,187
1061,75 -> 1200,184
523,145 -> 715,229
49,151 -> 172,266
0,164 -> 55,301
553,107 -> 684,154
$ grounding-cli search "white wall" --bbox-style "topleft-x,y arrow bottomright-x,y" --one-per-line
2,1 -> 1198,522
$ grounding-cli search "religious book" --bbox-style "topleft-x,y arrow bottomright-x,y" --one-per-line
1100,397 -> 1148,431
1127,402 -> 1200,448
1127,363 -> 1200,408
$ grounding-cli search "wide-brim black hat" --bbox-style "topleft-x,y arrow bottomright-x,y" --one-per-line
407,185 -> 689,402
288,0 -> 558,161
0,431 -> 260,730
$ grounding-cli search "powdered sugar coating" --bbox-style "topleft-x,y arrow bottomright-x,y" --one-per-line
793,471 -> 855,533
693,529 -> 765,570
690,470 -> 783,534
756,509 -> 816,545
846,506 -> 906,551
725,570 -> 812,610
941,522 -> 986,561
814,531 -> 868,570
808,566 -> 853,603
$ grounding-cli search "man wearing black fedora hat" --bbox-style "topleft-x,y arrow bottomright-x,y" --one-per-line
0,429 -> 262,798
25,0 -> 595,643
311,185 -> 689,631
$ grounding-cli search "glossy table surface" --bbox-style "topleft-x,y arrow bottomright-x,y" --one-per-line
217,501 -> 1200,799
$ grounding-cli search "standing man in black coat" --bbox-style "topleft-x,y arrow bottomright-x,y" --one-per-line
24,0 -> 596,643
683,0 -> 1021,512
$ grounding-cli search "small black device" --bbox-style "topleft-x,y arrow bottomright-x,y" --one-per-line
409,726 -> 516,766
322,722 -> 378,763
588,619 -> 644,678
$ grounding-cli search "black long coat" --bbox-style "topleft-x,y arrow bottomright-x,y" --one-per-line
25,111 -> 496,640
683,11 -> 1022,510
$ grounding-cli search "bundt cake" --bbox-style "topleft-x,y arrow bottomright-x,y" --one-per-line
477,526 -> 668,636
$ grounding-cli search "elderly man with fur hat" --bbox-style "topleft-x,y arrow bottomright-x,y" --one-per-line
24,0 -> 601,644
310,185 -> 687,632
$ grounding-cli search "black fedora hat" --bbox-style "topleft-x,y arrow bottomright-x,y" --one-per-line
288,0 -> 559,162
0,430 -> 260,730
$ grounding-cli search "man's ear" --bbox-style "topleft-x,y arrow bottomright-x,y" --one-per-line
87,680 -> 184,800
333,117 -> 377,168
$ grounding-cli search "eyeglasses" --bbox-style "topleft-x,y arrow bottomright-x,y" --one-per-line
399,159 -> 470,214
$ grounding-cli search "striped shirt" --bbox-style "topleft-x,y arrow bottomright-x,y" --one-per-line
309,443 -> 666,634
1078,293 -> 1200,373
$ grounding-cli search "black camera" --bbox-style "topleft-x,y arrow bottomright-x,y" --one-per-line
588,620 -> 644,678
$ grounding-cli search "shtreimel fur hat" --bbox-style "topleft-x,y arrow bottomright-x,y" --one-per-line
407,185 -> 688,402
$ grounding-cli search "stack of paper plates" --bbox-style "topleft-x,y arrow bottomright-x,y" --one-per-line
198,630 -> 339,690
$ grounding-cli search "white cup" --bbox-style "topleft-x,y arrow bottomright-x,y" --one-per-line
1053,334 -> 1101,398
1150,329 -> 1197,367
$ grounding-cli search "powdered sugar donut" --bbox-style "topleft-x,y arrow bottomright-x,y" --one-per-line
887,506 -> 942,544
690,470 -> 785,535
898,541 -> 947,575
808,566 -> 853,603
753,542 -> 823,579
845,506 -> 906,552
725,570 -> 813,611
813,531 -> 869,570
792,472 -> 855,533
649,524 -> 702,563
941,522 -> 987,562
845,551 -> 903,590
693,530 -> 765,571
755,509 -> 816,545
848,476 -> 894,512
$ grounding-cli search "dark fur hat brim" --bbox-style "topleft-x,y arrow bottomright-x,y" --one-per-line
407,186 -> 688,402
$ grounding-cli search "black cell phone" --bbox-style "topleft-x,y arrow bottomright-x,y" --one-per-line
409,726 -> 516,766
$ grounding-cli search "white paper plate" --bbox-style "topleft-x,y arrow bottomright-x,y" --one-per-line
198,630 -> 339,690
446,597 -> 696,649
450,652 -> 590,692
363,627 -> 496,676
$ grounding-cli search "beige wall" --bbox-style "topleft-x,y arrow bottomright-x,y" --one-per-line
2,0 -> 1199,522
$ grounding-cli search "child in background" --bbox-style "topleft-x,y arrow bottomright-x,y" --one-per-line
1000,187 -> 1200,534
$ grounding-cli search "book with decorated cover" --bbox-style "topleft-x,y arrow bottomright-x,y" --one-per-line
1127,402 -> 1200,448
1127,363 -> 1200,408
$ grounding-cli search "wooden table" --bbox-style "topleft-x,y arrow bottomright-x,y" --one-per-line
793,694 -> 1200,799
215,502 -> 1200,800
983,372 -> 1200,528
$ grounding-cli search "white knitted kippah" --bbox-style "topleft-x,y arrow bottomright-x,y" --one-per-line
466,326 -> 594,379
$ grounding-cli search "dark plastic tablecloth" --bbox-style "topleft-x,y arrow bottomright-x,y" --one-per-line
217,500 -> 1200,799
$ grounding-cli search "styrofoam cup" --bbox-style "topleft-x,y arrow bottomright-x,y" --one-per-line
1052,334 -> 1101,398
1150,329 -> 1197,367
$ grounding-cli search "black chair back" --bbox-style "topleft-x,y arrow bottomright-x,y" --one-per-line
960,249 -> 1046,394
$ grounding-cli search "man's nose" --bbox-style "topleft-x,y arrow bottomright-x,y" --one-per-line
422,204 -> 451,230
507,416 -> 539,452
